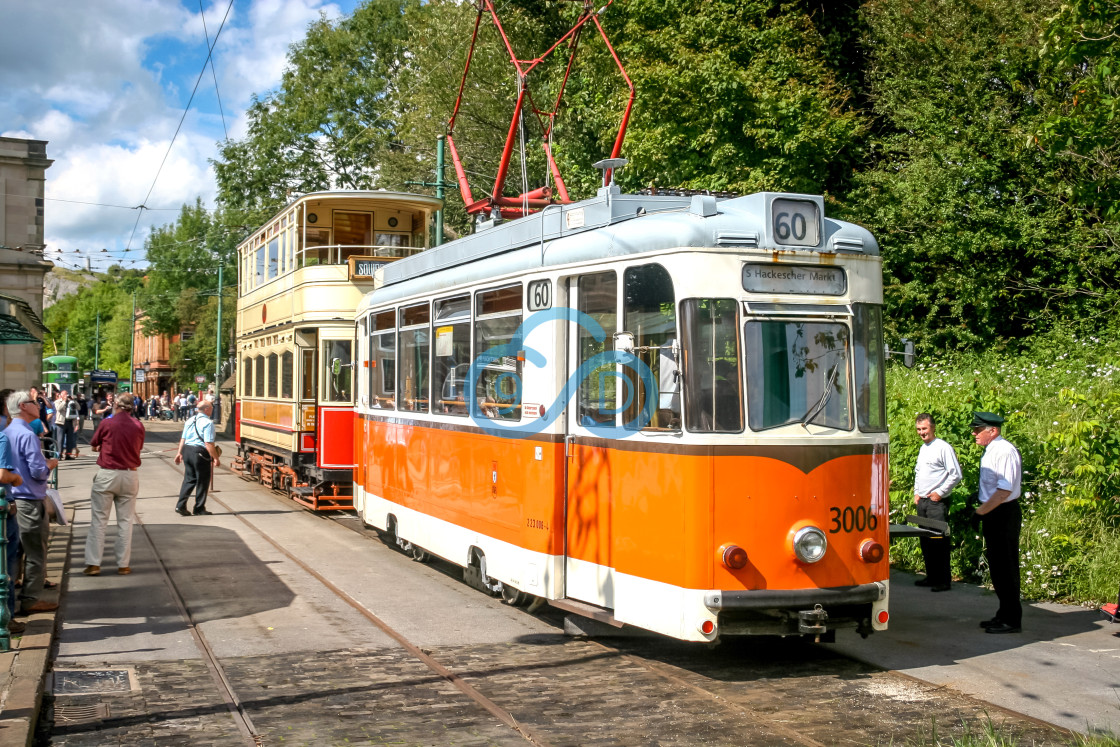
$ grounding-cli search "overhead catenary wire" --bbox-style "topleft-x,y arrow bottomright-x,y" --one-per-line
199,0 -> 229,142
125,0 -> 235,254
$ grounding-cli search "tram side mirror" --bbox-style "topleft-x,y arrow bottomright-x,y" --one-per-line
884,338 -> 917,368
331,357 -> 343,376
614,332 -> 635,354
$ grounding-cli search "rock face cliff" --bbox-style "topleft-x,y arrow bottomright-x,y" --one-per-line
43,267 -> 96,309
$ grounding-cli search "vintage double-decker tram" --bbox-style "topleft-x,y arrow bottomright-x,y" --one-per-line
352,183 -> 891,642
233,191 -> 441,509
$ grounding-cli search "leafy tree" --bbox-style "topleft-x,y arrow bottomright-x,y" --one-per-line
141,199 -> 240,336
42,268 -> 142,379
585,0 -> 867,196
214,0 -> 417,214
843,0 -> 1067,349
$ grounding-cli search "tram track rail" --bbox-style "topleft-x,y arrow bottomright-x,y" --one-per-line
134,432 -> 549,746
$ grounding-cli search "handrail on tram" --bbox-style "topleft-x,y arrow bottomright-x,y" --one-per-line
294,243 -> 421,267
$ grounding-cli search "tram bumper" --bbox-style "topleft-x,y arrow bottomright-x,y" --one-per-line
702,582 -> 887,638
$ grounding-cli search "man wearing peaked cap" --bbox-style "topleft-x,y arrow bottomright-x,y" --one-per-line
971,410 -> 1023,634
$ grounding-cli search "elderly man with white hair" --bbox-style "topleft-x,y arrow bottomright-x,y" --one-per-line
5,390 -> 59,615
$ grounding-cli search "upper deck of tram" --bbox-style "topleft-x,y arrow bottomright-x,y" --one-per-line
237,191 -> 442,337
359,188 -> 880,311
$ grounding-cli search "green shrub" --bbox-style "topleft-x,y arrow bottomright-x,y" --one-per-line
887,329 -> 1120,605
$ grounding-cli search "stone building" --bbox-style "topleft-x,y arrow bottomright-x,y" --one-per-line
0,137 -> 53,390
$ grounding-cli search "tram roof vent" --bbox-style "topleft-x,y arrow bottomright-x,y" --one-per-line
716,231 -> 759,247
689,194 -> 718,217
830,236 -> 864,253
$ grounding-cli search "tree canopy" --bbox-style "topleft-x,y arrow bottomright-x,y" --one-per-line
52,0 -> 1120,370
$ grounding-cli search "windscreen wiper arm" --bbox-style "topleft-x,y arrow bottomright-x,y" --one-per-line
800,362 -> 840,427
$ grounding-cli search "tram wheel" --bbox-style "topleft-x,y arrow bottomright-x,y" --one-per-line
409,544 -> 430,563
501,585 -> 531,606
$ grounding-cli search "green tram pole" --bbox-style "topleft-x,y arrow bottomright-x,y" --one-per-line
214,263 -> 222,420
406,135 -> 453,247
94,311 -> 100,370
129,292 -> 136,394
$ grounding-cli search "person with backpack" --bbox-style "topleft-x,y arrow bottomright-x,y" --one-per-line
62,393 -> 80,459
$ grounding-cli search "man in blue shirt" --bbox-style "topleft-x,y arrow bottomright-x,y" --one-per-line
0,427 -> 27,633
5,391 -> 59,615
174,399 -> 220,516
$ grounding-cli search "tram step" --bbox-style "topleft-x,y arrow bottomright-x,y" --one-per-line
290,486 -> 315,496
547,597 -> 624,628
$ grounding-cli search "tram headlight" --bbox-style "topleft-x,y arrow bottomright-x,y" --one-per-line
792,526 -> 828,564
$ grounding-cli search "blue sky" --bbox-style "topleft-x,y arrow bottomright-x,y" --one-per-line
0,0 -> 362,271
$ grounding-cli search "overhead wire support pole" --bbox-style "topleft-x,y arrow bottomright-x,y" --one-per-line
405,135 -> 456,246
215,262 -> 222,402
129,292 -> 136,393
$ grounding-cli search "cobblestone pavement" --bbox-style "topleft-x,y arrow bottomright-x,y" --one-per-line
41,636 -> 1065,746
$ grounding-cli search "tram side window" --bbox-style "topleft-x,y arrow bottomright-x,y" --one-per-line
267,237 -> 279,280
434,295 -> 471,417
681,299 -> 743,433
254,355 -> 265,398
322,340 -> 352,402
623,264 -> 679,430
398,303 -> 430,413
267,352 -> 279,398
281,351 -> 294,400
242,354 -> 252,397
577,272 -> 617,426
853,304 -> 886,432
474,285 -> 522,421
254,246 -> 265,287
370,310 -> 396,410
744,320 -> 852,431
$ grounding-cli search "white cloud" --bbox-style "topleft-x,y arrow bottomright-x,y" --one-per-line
0,0 -> 357,264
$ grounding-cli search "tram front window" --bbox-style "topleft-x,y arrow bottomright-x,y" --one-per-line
682,299 -> 742,432
744,320 -> 852,431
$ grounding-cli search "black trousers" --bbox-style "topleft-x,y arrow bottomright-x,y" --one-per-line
176,445 -> 212,513
917,496 -> 951,586
982,500 -> 1022,627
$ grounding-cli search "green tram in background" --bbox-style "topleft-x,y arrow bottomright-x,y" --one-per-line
43,355 -> 79,394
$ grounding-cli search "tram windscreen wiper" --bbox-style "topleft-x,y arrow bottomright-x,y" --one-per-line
800,362 -> 840,427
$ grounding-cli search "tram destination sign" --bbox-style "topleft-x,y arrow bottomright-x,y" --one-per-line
349,256 -> 395,281
741,263 -> 847,296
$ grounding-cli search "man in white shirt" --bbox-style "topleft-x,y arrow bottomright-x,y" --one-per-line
913,413 -> 961,591
972,411 -> 1023,634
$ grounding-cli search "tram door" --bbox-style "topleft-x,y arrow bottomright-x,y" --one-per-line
318,331 -> 356,470
564,271 -> 618,608
295,329 -> 317,455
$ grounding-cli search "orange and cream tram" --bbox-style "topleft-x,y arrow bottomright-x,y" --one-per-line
233,191 -> 441,509
352,183 -> 891,642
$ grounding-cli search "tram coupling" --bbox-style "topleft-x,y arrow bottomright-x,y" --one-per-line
798,605 -> 828,636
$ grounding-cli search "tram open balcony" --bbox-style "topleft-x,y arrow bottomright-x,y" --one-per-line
296,243 -> 422,269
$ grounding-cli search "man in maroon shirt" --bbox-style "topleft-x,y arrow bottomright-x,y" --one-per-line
84,394 -> 145,576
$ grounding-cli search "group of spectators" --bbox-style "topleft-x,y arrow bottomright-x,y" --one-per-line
0,382 -> 223,639
0,387 -> 69,635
